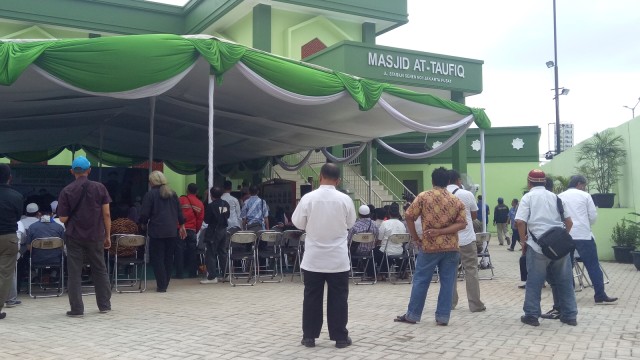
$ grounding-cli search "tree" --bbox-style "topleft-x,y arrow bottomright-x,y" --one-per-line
576,130 -> 626,194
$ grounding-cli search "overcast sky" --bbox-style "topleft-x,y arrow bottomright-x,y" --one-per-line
378,0 -> 640,155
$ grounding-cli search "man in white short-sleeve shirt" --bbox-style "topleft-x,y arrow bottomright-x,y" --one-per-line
515,169 -> 576,327
447,170 -> 485,312
292,163 -> 356,349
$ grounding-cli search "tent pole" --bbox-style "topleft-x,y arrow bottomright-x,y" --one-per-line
98,125 -> 104,182
368,141 -> 372,205
480,129 -> 487,234
149,97 -> 156,180
208,75 -> 215,203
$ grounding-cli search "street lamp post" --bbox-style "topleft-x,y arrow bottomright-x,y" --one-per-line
623,97 -> 640,118
552,0 -> 561,156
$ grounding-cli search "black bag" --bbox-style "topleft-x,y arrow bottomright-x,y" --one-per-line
528,197 -> 575,260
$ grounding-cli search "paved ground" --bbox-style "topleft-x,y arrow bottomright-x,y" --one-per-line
2,245 -> 640,360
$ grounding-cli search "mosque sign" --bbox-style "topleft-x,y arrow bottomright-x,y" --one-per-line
306,41 -> 483,93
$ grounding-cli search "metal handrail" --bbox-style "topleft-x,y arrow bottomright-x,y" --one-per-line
282,153 -> 319,188
341,166 -> 385,207
374,159 -> 416,201
342,146 -> 363,166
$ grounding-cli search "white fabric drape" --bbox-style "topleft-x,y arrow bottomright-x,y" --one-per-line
274,150 -> 314,171
31,63 -> 196,99
379,97 -> 474,133
236,63 -> 348,105
375,121 -> 472,159
320,143 -> 367,163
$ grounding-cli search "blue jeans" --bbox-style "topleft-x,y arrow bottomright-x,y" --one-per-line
574,238 -> 607,301
524,249 -> 577,321
405,251 -> 459,324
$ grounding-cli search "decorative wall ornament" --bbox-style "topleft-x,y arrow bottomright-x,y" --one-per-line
512,138 -> 524,150
432,141 -> 443,149
471,139 -> 481,152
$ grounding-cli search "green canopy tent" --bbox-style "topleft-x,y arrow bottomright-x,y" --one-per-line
0,34 -> 491,200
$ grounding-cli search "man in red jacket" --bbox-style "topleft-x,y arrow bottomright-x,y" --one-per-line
177,183 -> 204,278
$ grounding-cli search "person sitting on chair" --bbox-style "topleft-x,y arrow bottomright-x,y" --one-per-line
348,205 -> 379,278
26,206 -> 65,266
374,203 -> 408,281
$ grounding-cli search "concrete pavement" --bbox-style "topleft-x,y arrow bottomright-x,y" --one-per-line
2,245 -> 639,359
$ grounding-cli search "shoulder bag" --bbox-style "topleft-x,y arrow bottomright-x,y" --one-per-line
528,196 -> 575,260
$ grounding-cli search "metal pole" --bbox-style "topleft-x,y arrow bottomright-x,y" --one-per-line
98,125 -> 104,182
368,141 -> 372,205
149,97 -> 156,179
553,0 -> 561,155
208,75 -> 215,202
480,130 -> 487,234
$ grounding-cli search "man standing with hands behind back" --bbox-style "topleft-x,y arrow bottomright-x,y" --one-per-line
292,163 -> 356,349
58,156 -> 112,317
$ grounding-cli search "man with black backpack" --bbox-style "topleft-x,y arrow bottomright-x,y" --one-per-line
200,187 -> 230,284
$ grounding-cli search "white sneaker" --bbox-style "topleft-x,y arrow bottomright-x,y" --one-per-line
200,278 -> 218,284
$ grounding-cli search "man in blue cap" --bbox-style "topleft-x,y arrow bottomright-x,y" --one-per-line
57,156 -> 112,317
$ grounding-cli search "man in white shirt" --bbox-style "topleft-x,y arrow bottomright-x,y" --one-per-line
559,175 -> 617,304
516,169 -> 576,327
221,181 -> 242,234
447,170 -> 485,312
292,163 -> 356,349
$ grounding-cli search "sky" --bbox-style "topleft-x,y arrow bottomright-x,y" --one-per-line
377,0 -> 640,155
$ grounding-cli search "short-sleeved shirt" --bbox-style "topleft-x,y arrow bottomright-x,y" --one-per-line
446,184 -> 478,246
57,176 -> 111,242
348,218 -> 379,254
378,218 -> 407,255
405,187 -> 466,253
515,186 -> 569,254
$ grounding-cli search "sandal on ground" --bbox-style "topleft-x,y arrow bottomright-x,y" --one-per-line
394,314 -> 417,324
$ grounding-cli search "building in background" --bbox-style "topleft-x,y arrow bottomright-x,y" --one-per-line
559,123 -> 574,152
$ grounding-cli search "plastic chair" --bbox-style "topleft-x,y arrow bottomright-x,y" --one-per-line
227,231 -> 257,286
377,233 -> 413,284
476,232 -> 494,280
29,237 -> 64,299
348,233 -> 377,285
256,230 -> 283,283
111,234 -> 147,293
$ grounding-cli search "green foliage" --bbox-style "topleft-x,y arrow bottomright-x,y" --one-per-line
548,175 -> 570,194
612,213 -> 640,248
576,130 -> 626,194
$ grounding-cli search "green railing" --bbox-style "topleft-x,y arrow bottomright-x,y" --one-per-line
374,159 -> 415,201
282,153 -> 319,188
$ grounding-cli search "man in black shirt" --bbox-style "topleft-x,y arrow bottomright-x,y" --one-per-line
493,197 -> 510,246
0,164 -> 23,320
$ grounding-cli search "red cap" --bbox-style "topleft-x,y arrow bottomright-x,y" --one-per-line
527,169 -> 546,183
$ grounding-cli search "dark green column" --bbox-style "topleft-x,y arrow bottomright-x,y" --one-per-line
253,4 -> 271,51
362,22 -> 376,44
451,91 -> 467,174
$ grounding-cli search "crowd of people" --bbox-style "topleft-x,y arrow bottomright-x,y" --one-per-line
0,160 -> 619,350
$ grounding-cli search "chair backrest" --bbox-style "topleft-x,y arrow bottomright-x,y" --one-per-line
230,231 -> 257,244
259,231 -> 280,244
476,232 -> 491,244
389,233 -> 411,245
351,233 -> 375,244
282,230 -> 303,247
114,234 -> 146,247
31,237 -> 64,250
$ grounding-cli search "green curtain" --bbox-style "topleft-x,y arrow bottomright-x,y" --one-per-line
0,147 -> 66,163
165,160 -> 205,175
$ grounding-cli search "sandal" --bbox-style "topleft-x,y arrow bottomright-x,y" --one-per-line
394,314 -> 417,324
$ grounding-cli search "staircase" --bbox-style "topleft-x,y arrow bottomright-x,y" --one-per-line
265,149 -> 413,208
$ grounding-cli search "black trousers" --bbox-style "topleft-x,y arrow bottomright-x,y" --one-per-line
302,270 -> 349,341
66,236 -> 111,313
150,237 -> 176,291
204,227 -> 228,279
175,230 -> 198,278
